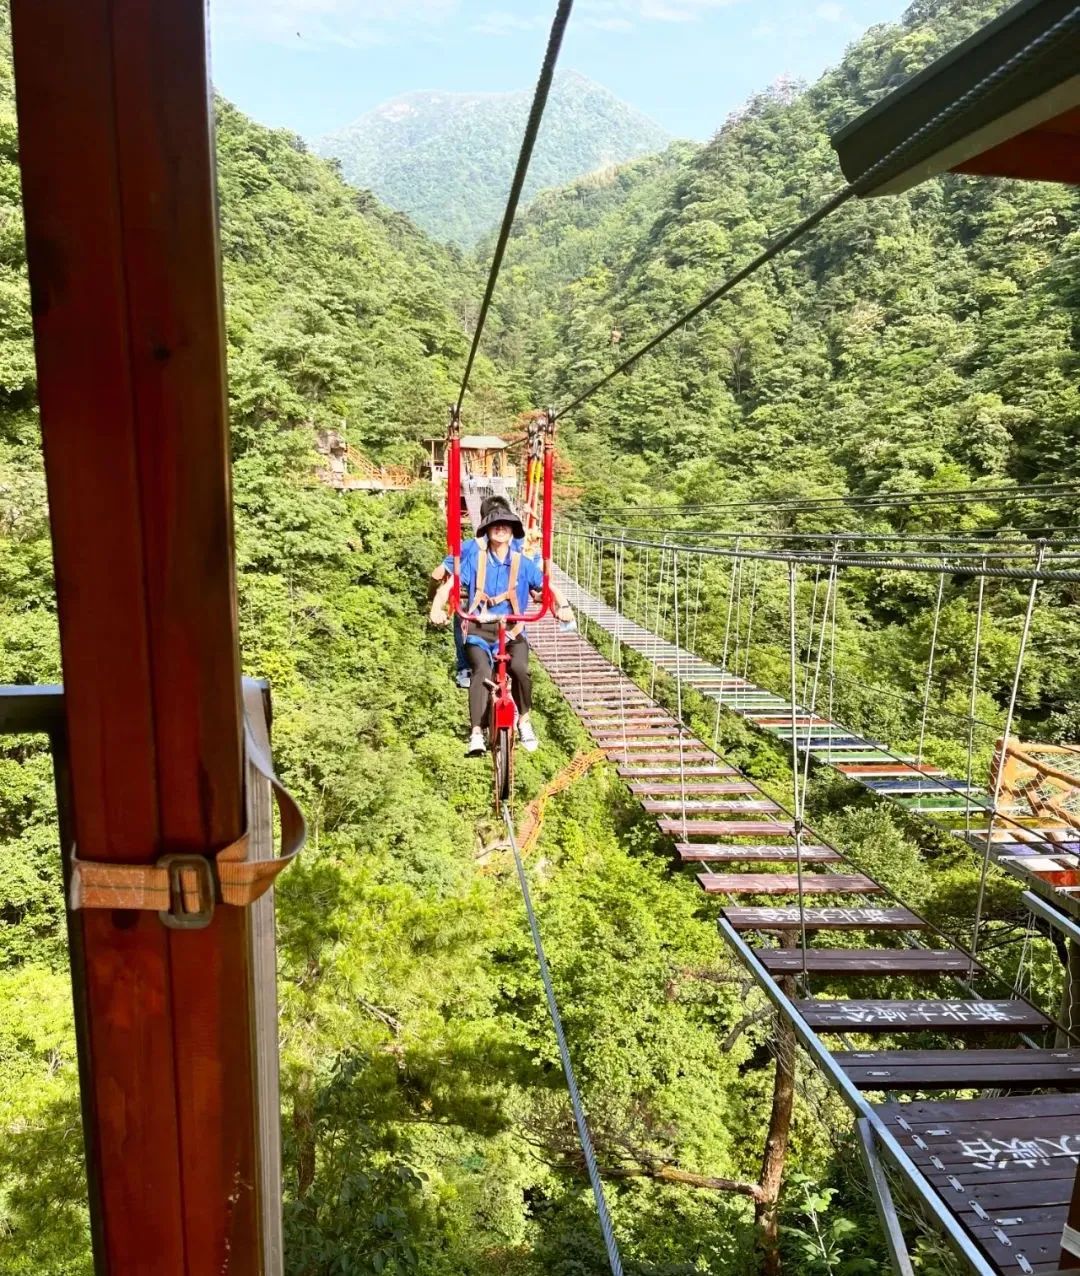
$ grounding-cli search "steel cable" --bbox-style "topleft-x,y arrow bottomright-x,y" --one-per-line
502,804 -> 626,1276
455,0 -> 573,412
553,4 -> 1080,421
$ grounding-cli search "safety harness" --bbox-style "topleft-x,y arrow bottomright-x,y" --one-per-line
469,544 -> 524,640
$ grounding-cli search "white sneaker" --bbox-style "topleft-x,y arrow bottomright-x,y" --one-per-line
465,728 -> 486,757
455,668 -> 471,689
518,719 -> 539,753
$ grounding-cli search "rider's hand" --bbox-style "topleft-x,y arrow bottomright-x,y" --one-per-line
556,604 -> 573,623
430,605 -> 450,627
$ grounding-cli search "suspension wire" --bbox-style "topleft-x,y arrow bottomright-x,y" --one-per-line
455,0 -> 573,412
635,543 -> 646,632
787,564 -> 809,986
673,547 -> 688,838
730,552 -> 745,701
502,805 -> 625,1276
683,551 -> 693,653
576,480 -> 1080,517
615,538 -> 628,760
916,570 -> 947,767
741,559 -> 761,683
801,563 -> 823,706
650,544 -> 668,700
556,0 -> 1080,425
582,522 -> 1080,547
969,543 -> 1046,972
715,542 -> 741,748
569,530 -> 1080,583
1012,909 -> 1037,1002
690,553 -> 705,653
801,550 -> 840,801
827,543 -> 839,766
962,566 -> 988,857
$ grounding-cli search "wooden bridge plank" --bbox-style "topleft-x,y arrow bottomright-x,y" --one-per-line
644,798 -> 779,814
724,906 -> 926,931
629,782 -> 758,796
760,948 -> 972,973
660,819 -> 796,836
607,751 -> 718,763
677,844 -> 841,863
799,1000 -> 1050,1031
618,765 -> 736,778
698,872 -> 880,895
836,1049 -> 1080,1090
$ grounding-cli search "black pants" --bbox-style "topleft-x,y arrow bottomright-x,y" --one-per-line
465,637 -> 531,730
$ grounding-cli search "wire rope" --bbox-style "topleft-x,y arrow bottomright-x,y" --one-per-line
916,570 -> 947,767
455,0 -> 573,412
672,547 -> 688,838
577,481 -> 1080,518
571,531 -> 1080,582
552,4 -> 1080,421
787,564 -> 810,986
969,545 -> 1046,969
503,805 -> 625,1276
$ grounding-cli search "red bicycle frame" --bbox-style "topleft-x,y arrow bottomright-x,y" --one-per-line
445,405 -> 557,735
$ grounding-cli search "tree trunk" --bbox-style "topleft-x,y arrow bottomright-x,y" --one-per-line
292,1079 -> 317,1200
756,937 -> 798,1276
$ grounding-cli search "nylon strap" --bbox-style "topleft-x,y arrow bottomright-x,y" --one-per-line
474,543 -> 523,612
68,695 -> 306,915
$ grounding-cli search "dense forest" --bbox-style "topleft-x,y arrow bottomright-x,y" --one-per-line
2,0 -> 1079,1273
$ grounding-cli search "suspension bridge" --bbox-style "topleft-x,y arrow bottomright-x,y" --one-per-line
5,0 -> 1078,1270
525,533 -> 1080,1276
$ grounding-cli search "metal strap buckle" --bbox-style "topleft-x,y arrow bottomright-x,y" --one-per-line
157,853 -> 216,929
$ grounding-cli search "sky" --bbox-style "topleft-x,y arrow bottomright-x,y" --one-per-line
208,0 -> 913,143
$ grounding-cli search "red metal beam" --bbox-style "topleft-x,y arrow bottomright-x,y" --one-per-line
11,2 -> 262,1271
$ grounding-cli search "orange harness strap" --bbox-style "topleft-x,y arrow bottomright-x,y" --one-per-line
471,549 -> 524,639
68,692 -> 306,926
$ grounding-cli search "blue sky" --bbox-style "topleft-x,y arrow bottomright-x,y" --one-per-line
209,0 -> 911,142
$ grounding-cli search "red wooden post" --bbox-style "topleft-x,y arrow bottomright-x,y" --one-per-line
11,2 -> 263,1271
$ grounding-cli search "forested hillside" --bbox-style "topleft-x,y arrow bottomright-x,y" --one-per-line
316,72 -> 672,248
493,0 -> 1079,512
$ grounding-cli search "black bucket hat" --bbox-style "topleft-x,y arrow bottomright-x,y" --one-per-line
476,498 -> 524,541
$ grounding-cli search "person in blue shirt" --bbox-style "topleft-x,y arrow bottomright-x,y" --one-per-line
430,496 -> 540,689
430,498 -> 572,756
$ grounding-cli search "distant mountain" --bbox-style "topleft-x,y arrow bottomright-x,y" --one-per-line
313,71 -> 672,248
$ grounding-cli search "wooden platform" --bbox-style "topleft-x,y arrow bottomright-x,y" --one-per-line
878,1095 -> 1080,1274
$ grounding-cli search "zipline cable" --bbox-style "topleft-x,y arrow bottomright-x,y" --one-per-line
502,803 -> 625,1276
553,4 -> 1080,421
455,0 -> 573,413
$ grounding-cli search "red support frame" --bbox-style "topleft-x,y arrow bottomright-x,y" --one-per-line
11,2 -> 264,1271
446,409 -> 558,628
